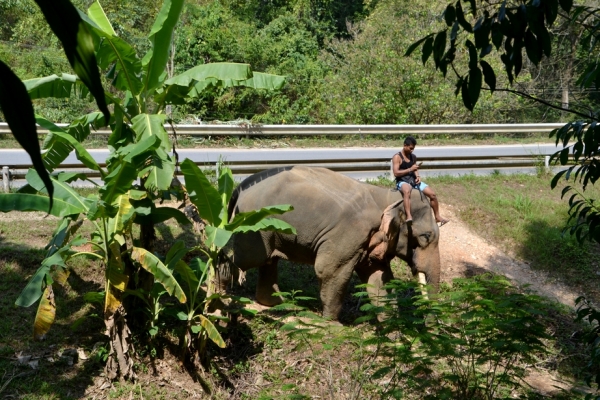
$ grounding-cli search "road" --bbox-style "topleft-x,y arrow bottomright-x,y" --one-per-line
0,143 -> 568,187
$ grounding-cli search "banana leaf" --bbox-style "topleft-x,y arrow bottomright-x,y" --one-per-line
143,0 -> 185,93
0,193 -> 85,218
25,170 -> 93,212
226,205 -> 295,232
131,247 -> 187,303
180,159 -> 222,226
24,73 -> 89,99
198,314 -> 226,348
79,2 -> 143,95
34,0 -> 109,121
33,286 -> 56,340
0,61 -> 54,212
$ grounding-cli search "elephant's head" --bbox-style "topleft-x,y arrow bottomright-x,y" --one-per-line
368,197 -> 441,289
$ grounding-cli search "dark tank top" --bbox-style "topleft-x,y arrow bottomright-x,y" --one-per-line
396,152 -> 416,183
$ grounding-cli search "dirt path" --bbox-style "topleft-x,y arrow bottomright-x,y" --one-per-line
439,203 -> 579,308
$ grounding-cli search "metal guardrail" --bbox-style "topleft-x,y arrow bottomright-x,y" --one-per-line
0,122 -> 572,189
0,122 -> 566,136
0,143 -> 571,188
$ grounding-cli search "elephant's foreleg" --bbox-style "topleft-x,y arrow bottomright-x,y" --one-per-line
355,263 -> 393,308
255,258 -> 283,306
315,253 -> 362,320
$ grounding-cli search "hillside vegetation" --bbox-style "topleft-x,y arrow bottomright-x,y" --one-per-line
0,0 -> 574,125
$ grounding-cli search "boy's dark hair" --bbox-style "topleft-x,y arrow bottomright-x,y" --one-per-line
404,136 -> 417,146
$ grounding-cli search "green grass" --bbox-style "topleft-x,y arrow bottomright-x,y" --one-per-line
0,131 -> 557,149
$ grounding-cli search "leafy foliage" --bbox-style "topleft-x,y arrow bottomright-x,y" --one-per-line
575,296 -> 600,399
408,0 -> 600,242
278,275 -> 552,399
410,4 -> 600,393
0,0 -> 111,211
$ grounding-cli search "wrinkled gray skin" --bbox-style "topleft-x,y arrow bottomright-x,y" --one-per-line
218,166 -> 441,320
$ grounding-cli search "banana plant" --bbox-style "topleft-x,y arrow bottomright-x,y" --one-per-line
0,150 -> 190,379
24,0 -> 285,192
1,0 -> 286,379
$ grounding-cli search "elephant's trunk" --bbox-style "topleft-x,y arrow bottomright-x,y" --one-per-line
412,243 -> 441,291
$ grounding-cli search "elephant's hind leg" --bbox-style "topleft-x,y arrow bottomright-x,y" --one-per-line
255,258 -> 283,306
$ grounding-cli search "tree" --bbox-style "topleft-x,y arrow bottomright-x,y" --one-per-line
409,0 -> 600,393
408,0 -> 600,242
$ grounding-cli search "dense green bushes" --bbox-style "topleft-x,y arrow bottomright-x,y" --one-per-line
0,0 -> 565,125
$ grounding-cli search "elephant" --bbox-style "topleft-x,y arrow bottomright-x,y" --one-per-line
217,166 -> 441,320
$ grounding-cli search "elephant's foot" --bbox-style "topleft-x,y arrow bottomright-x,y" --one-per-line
321,303 -> 342,321
255,284 -> 283,306
256,259 -> 283,306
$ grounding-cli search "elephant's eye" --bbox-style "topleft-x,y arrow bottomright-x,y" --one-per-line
420,233 -> 431,242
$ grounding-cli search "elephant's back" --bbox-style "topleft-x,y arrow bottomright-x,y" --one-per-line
230,166 -> 381,240
231,167 -> 370,214
228,167 -> 388,266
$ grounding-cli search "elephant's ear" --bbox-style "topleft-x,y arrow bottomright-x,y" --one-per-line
368,200 -> 403,261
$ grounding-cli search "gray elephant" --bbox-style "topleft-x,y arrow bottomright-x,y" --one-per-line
218,166 -> 441,320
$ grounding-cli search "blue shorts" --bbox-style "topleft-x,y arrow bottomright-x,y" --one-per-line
396,181 -> 428,191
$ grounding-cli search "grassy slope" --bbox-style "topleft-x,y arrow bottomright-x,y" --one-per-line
428,172 -> 600,299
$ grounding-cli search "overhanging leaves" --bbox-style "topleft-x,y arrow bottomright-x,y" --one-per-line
0,60 -> 54,212
34,0 -> 109,122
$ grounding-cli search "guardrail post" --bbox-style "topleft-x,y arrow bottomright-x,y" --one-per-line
2,166 -> 9,192
544,156 -> 550,168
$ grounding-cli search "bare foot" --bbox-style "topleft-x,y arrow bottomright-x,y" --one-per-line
437,217 -> 450,227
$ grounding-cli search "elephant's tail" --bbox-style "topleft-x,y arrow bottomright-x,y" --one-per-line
227,166 -> 295,220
